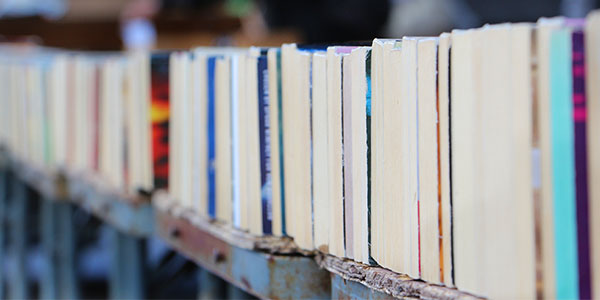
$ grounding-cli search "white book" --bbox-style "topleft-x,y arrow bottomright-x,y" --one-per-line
417,37 -> 440,283
437,32 -> 454,286
311,52 -> 329,251
585,11 -> 600,300
231,54 -> 241,228
282,44 -> 313,249
191,52 -> 208,216
326,47 -> 345,257
215,56 -> 233,223
343,47 -> 370,264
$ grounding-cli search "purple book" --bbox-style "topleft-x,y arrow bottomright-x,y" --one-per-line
572,30 -> 591,299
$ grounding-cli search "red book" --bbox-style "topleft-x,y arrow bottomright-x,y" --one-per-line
150,54 -> 170,189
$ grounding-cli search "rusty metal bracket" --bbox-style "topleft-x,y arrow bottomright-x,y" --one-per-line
155,200 -> 330,300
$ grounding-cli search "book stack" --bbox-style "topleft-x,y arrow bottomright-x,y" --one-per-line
1,11 -> 600,299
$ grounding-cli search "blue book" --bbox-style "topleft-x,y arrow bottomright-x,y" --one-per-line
550,28 -> 579,299
207,56 -> 217,218
257,54 -> 273,234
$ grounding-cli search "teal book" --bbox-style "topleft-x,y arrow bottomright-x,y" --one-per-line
550,28 -> 579,299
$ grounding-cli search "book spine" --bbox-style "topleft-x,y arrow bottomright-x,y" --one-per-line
572,30 -> 591,299
231,55 -> 241,227
365,49 -> 372,264
150,55 -> 170,189
342,55 -> 354,259
276,51 -> 286,235
67,62 -> 76,167
550,29 -> 579,299
207,57 -> 217,218
92,66 -> 100,171
257,55 -> 273,235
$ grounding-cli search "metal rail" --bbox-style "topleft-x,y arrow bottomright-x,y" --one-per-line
0,148 -> 483,299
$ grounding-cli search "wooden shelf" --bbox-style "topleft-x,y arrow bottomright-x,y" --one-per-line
318,254 -> 481,299
65,171 -> 154,238
0,147 -> 483,299
4,150 -> 153,238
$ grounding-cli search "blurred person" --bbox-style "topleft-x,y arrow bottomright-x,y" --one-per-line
121,0 -> 390,44
386,0 -> 598,37
258,0 -> 390,43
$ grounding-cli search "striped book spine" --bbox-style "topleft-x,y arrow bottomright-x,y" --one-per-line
257,54 -> 273,234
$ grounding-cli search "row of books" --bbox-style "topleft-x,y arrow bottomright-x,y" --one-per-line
1,12 -> 600,299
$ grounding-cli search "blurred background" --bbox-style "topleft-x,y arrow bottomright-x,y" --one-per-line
0,0 -> 598,51
0,0 -> 598,299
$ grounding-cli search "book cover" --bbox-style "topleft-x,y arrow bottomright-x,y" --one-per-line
257,54 -> 273,235
207,56 -> 217,218
270,49 -> 286,235
365,49 -> 372,264
536,18 -> 565,299
231,54 -> 241,227
584,12 -> 600,300
276,50 -> 286,235
311,52 -> 329,250
550,28 -> 578,299
150,54 -> 170,189
214,55 -> 232,222
437,32 -> 453,285
92,65 -> 100,172
66,60 -> 76,167
326,46 -> 346,257
572,29 -> 591,299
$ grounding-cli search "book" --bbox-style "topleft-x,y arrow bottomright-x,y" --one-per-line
370,38 -> 398,268
168,52 -> 180,205
231,53 -> 241,228
150,53 -> 170,190
572,29 -> 592,300
191,51 -> 208,216
585,11 -> 600,300
326,46 -> 347,257
207,55 -> 217,217
244,49 -> 263,234
342,46 -> 371,264
73,56 -> 93,173
550,27 -> 578,299
170,52 -> 193,209
181,53 -> 193,209
399,37 -> 419,279
450,28 -> 483,294
510,24 -> 536,299
215,55 -> 233,223
267,48 -> 285,236
437,32 -> 453,286
125,52 -> 153,193
257,51 -> 273,235
26,60 -> 49,168
48,56 -> 68,167
237,52 -> 250,230
417,37 -> 440,283
535,17 -> 564,299
99,57 -> 126,190
311,52 -> 329,251
281,44 -> 313,249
